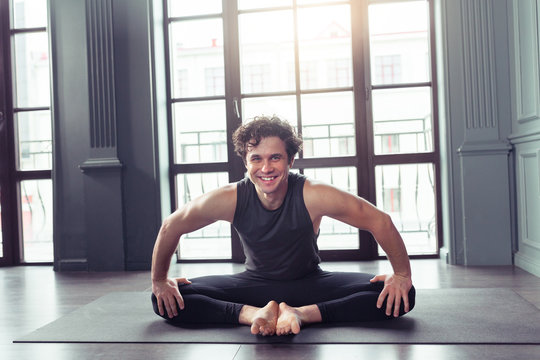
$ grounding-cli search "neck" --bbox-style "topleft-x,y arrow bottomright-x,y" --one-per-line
256,179 -> 289,211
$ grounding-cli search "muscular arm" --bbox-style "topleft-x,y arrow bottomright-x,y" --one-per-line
304,180 -> 410,274
151,184 -> 237,317
304,179 -> 412,316
152,184 -> 236,280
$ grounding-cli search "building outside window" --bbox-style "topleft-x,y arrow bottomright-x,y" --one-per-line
374,55 -> 402,84
242,64 -> 271,94
327,58 -> 351,88
205,67 -> 225,96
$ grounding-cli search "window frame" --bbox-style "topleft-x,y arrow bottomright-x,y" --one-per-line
163,0 -> 441,262
0,0 -> 53,266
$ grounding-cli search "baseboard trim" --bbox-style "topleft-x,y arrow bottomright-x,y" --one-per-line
126,262 -> 151,271
55,258 -> 89,271
515,252 -> 540,278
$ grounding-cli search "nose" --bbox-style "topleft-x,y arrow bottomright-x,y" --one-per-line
261,159 -> 273,173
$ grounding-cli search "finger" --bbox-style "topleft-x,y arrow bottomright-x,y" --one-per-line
376,288 -> 388,309
393,293 -> 401,317
157,296 -> 165,316
402,292 -> 410,313
171,295 -> 181,316
385,290 -> 394,316
370,275 -> 384,283
175,277 -> 192,284
175,292 -> 185,310
165,297 -> 177,318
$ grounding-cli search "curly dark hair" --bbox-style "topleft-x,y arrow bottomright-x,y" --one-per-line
232,115 -> 302,163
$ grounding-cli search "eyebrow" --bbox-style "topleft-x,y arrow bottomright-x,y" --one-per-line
248,153 -> 283,160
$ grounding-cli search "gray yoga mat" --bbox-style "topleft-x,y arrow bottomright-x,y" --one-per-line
15,288 -> 540,344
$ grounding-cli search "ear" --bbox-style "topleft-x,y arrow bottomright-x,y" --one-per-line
289,157 -> 295,169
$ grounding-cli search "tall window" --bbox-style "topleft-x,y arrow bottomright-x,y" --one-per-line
0,0 -> 53,265
164,0 -> 440,261
369,1 -> 438,256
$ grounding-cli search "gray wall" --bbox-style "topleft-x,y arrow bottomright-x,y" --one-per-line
50,0 -> 169,271
437,0 -> 540,274
509,0 -> 540,277
49,0 -> 537,272
436,0 -> 514,266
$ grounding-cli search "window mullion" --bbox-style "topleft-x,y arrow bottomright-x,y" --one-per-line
0,0 -> 19,265
292,1 -> 303,160
162,0 -> 176,217
348,0 -> 377,257
223,0 -> 242,181
222,0 -> 244,262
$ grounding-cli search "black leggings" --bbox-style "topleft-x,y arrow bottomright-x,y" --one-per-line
151,268 -> 416,324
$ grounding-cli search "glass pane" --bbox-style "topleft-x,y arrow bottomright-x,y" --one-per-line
20,179 -> 53,262
11,0 -> 47,29
242,95 -> 297,124
301,91 -> 355,158
303,167 -> 358,250
16,110 -> 52,170
13,32 -> 50,108
369,0 -> 430,85
239,10 -> 295,94
176,172 -> 231,259
170,19 -> 225,98
372,87 -> 432,155
297,5 -> 352,90
173,100 -> 227,163
375,163 -> 437,255
168,0 -> 222,17
238,0 -> 291,10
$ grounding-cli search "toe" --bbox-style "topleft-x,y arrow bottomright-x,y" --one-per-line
291,321 -> 301,334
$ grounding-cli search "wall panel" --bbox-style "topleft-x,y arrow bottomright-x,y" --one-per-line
509,0 -> 540,276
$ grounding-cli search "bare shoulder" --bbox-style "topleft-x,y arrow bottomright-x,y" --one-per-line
303,178 -> 335,199
200,183 -> 237,202
304,177 -> 382,231
192,183 -> 237,222
303,178 -> 353,218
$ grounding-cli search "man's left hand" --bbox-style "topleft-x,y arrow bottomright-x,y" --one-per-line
370,273 -> 412,317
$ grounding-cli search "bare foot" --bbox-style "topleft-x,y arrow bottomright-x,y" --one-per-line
250,301 -> 279,336
276,302 -> 303,336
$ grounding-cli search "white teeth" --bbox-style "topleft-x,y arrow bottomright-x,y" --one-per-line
261,177 -> 275,181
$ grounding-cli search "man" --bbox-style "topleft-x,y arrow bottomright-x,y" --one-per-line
151,116 -> 414,336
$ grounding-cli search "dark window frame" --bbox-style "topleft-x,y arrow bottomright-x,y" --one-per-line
163,0 -> 441,263
0,0 -> 52,266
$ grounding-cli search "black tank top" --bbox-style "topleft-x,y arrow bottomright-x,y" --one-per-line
233,172 -> 320,280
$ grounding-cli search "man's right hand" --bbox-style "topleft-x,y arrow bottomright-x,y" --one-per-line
152,277 -> 192,318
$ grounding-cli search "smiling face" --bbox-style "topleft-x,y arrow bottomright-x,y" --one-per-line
245,136 -> 294,210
